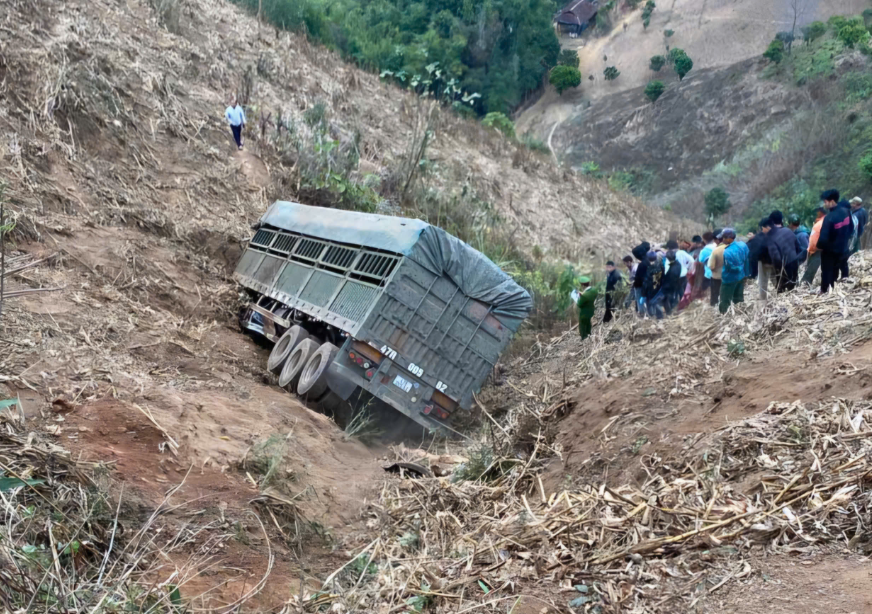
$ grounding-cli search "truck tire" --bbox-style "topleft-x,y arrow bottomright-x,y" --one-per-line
278,338 -> 319,391
267,325 -> 308,374
297,342 -> 339,400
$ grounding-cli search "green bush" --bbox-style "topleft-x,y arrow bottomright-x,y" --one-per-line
520,135 -> 550,154
579,161 -> 602,177
481,112 -> 516,139
549,65 -> 582,94
864,8 -> 872,27
557,49 -> 580,68
861,151 -> 872,181
608,170 -> 635,192
764,39 -> 785,64
802,21 -> 827,44
645,80 -> 666,103
641,0 -> 655,27
667,47 -> 686,63
650,55 -> 666,71
603,66 -> 620,80
838,18 -> 871,48
664,29 -> 674,37
673,53 -> 693,80
704,187 -> 731,222
828,15 -> 849,33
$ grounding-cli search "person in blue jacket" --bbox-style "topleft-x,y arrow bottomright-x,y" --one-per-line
718,229 -> 750,314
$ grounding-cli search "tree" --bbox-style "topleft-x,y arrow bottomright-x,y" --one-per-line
673,52 -> 693,80
764,39 -> 785,64
838,17 -> 871,48
776,31 -> 796,54
641,0 -> 655,28
549,65 -> 582,94
786,0 -> 809,54
603,66 -> 620,80
861,151 -> 872,181
649,55 -> 666,71
645,80 -> 666,103
801,21 -> 827,45
557,49 -> 580,68
705,187 -> 731,223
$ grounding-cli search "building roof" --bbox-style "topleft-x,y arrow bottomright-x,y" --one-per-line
556,0 -> 598,25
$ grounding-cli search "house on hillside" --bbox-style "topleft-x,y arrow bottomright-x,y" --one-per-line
555,0 -> 599,37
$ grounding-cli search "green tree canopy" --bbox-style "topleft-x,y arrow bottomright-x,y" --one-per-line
861,151 -> 872,181
549,65 -> 582,95
645,80 -> 666,103
649,55 -> 666,71
231,0 -> 560,116
802,21 -> 827,44
481,112 -> 516,139
674,53 -> 693,80
838,17 -> 871,48
705,187 -> 731,222
603,66 -> 620,80
764,39 -> 785,63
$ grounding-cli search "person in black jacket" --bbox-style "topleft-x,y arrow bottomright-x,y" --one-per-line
603,261 -> 623,323
818,189 -> 854,293
661,251 -> 682,314
631,242 -> 650,315
767,211 -> 800,293
642,251 -> 665,320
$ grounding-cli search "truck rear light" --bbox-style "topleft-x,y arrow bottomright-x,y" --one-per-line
422,405 -> 449,420
431,390 -> 458,414
423,405 -> 433,415
349,351 -> 356,360
365,369 -> 374,379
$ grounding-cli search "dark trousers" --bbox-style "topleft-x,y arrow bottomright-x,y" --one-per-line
719,279 -> 745,314
579,316 -> 593,339
821,251 -> 841,293
801,252 -> 821,285
839,255 -> 850,280
231,124 -> 243,148
603,296 -> 614,323
775,260 -> 799,293
710,278 -> 721,307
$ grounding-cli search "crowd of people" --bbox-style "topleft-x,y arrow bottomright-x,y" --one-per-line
575,190 -> 868,339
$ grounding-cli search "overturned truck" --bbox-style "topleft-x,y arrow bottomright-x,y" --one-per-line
234,201 -> 532,431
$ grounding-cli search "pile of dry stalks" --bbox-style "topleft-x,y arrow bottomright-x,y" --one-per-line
0,407 -> 271,613
293,397 -> 872,613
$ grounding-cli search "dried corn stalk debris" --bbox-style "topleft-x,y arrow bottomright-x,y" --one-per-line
295,398 -> 872,613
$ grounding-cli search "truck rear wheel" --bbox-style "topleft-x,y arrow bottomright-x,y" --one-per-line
278,338 -> 319,391
297,342 -> 339,400
267,325 -> 308,374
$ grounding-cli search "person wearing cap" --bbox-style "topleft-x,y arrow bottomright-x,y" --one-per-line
788,214 -> 810,263
575,277 -> 598,340
851,197 -> 867,254
766,210 -> 801,293
603,261 -> 624,323
718,228 -> 750,314
640,251 -> 665,319
818,189 -> 854,292
706,232 -> 727,307
801,207 -> 827,286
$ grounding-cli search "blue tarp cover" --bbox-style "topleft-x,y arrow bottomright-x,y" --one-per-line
257,201 -> 533,327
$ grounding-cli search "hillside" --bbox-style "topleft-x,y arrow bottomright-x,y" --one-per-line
518,3 -> 872,224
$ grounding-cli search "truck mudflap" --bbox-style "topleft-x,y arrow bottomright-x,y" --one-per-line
326,361 -> 359,401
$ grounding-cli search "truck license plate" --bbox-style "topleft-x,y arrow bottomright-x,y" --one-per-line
392,375 -> 413,393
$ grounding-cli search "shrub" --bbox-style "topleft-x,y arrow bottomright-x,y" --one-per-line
764,39 -> 785,64
861,151 -> 872,181
521,135 -> 550,154
664,29 -> 674,37
704,187 -> 731,222
828,15 -> 849,33
557,49 -> 580,68
864,8 -> 872,27
802,21 -> 827,44
673,53 -> 693,79
645,80 -> 666,103
649,55 -> 666,71
549,65 -> 582,94
451,100 -> 477,119
641,0 -> 655,27
838,18 -> 871,49
579,161 -> 602,177
603,66 -> 620,80
481,112 -> 516,139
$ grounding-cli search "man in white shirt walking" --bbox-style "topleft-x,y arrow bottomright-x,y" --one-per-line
225,97 -> 246,150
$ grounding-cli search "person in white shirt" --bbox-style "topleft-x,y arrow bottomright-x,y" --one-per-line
224,97 -> 246,150
664,239 -> 692,307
